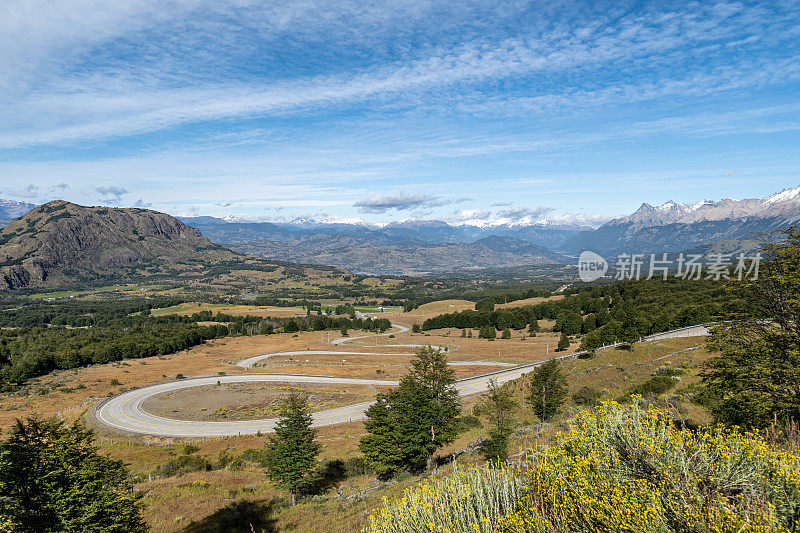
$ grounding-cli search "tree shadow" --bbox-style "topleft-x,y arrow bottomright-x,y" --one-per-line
305,459 -> 348,495
182,499 -> 279,533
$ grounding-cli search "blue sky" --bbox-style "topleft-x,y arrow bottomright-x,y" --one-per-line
1,0 -> 799,226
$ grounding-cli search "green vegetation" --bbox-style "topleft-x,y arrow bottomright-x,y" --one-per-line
365,464 -> 523,533
360,347 -> 461,475
0,417 -> 146,532
421,278 -> 750,349
0,298 -> 390,387
479,380 -> 517,463
264,393 -> 322,506
527,359 -> 567,421
500,402 -> 800,532
703,226 -> 800,429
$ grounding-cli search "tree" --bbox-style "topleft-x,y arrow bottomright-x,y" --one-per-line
339,326 -> 348,337
478,325 -> 496,339
480,380 -> 517,462
0,416 -> 146,533
528,359 -> 567,421
557,332 -> 570,351
702,228 -> 800,428
501,328 -> 511,339
360,347 -> 461,474
264,393 -> 321,504
528,320 -> 539,337
412,324 -> 421,333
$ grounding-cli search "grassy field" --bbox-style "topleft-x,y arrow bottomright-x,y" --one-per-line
26,283 -> 168,299
150,302 -> 307,317
494,294 -> 565,308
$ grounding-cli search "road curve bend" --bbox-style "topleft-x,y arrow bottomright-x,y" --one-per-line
95,324 -> 710,437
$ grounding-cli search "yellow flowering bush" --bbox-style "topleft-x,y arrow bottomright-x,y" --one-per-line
500,401 -> 800,532
365,463 -> 523,533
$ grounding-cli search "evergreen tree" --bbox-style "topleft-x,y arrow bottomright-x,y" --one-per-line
557,332 -> 570,351
0,416 -> 146,533
528,359 -> 567,421
478,325 -> 496,339
703,227 -> 800,428
360,347 -> 461,474
480,380 -> 517,462
501,328 -> 511,339
264,393 -> 321,504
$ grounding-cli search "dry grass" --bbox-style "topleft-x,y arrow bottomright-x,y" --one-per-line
151,302 -> 306,317
494,295 -> 564,309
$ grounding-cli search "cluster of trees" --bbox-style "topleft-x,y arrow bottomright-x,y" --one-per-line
359,347 -> 461,475
0,322 -> 230,386
0,299 -> 391,387
0,297 -> 185,328
421,278 -> 748,351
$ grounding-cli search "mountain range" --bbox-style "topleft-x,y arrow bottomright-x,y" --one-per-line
564,186 -> 800,256
1,186 -> 798,280
0,201 -> 347,291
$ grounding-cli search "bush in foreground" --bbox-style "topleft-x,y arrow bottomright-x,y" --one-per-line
366,402 -> 800,532
365,463 -> 522,533
500,401 -> 800,532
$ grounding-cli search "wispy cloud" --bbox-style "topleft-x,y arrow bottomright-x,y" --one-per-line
95,185 -> 128,202
2,1 -> 794,148
5,184 -> 39,198
354,191 -> 447,214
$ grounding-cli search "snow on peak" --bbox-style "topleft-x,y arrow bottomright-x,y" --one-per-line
766,186 -> 800,204
690,199 -> 715,211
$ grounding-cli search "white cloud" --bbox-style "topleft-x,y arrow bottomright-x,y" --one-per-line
6,184 -> 39,198
1,1 -> 791,147
354,191 -> 444,214
95,185 -> 128,202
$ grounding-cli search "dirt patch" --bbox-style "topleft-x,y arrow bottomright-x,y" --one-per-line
140,382 -> 387,421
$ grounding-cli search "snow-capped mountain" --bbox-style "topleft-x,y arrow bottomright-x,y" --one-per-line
565,186 -> 800,256
612,186 -> 800,228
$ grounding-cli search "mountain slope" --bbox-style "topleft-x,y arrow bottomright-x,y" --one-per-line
0,201 -> 352,291
183,218 -> 573,275
227,234 -> 565,276
0,201 -> 244,289
564,186 -> 800,256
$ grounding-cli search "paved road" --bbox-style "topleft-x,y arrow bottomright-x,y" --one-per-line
95,324 -> 710,437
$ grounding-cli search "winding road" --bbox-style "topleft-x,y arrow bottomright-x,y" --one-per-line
95,324 -> 710,437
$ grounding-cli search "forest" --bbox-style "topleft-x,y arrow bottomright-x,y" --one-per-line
422,278 -> 753,349
0,298 -> 390,388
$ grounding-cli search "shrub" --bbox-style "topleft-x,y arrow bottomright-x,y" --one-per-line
459,414 -> 482,430
628,374 -> 677,397
499,402 -> 800,532
153,454 -> 213,477
571,386 -> 601,406
365,464 -> 523,533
